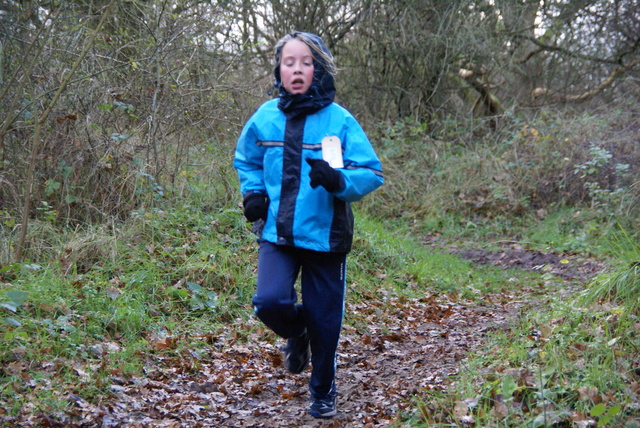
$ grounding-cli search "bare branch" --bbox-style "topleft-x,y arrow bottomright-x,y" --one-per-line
514,34 -> 626,65
552,56 -> 640,102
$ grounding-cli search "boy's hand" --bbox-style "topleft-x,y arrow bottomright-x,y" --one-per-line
243,192 -> 268,222
306,158 -> 344,193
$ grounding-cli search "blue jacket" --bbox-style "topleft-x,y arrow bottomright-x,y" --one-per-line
234,98 -> 384,253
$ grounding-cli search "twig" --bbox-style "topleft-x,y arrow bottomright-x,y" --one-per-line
14,0 -> 116,262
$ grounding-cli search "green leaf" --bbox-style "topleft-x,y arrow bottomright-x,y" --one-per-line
189,296 -> 204,311
606,405 -> 621,416
111,133 -> 130,142
597,415 -> 611,427
114,101 -> 134,112
60,166 -> 74,179
6,290 -> 28,306
204,291 -> 218,309
44,179 -> 61,196
167,287 -> 189,300
4,317 -> 22,327
0,302 -> 18,312
590,403 -> 606,417
64,195 -> 79,204
501,375 -> 517,398
186,282 -> 203,293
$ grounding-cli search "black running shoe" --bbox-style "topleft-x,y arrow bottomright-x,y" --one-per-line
283,330 -> 310,374
308,394 -> 337,418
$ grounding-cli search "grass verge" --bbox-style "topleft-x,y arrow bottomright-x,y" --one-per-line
400,226 -> 640,427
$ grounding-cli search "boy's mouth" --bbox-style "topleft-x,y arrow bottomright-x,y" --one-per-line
291,78 -> 304,86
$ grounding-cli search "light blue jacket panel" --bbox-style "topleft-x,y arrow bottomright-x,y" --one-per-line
234,99 -> 383,252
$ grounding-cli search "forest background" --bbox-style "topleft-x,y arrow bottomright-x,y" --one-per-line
1,0 -> 639,427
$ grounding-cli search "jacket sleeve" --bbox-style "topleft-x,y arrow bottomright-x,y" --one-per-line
334,115 -> 384,202
234,117 -> 266,196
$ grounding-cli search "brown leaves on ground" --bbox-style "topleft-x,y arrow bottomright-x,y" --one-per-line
2,243 -> 611,428
1,292 -> 514,427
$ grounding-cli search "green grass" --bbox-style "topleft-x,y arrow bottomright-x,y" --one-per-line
580,226 -> 640,316
0,192 -> 261,415
402,296 -> 639,427
2,213 -> 638,425
350,213 -> 542,299
399,255 -> 640,427
2,107 -> 640,425
357,109 -> 640,427
0,204 -> 538,417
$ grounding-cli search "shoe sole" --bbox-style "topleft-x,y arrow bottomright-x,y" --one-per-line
309,409 -> 337,418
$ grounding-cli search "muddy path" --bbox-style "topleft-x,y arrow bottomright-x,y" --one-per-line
451,244 -> 606,282
51,294 -> 515,427
15,247 -> 605,427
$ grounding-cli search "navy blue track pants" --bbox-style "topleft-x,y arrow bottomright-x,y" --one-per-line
252,239 -> 347,399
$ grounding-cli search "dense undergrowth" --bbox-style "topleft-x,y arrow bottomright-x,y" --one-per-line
1,105 -> 639,426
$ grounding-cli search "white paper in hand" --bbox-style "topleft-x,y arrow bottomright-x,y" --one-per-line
321,136 -> 343,168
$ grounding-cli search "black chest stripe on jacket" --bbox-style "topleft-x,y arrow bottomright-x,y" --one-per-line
276,115 -> 306,244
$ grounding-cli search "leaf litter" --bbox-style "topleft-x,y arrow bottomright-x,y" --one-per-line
1,247 -> 607,427
1,292 -> 516,427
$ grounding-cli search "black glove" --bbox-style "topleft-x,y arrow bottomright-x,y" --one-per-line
243,192 -> 268,222
306,158 -> 344,193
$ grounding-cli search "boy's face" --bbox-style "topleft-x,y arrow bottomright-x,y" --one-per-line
279,39 -> 314,95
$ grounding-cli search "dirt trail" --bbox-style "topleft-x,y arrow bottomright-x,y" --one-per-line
55,294 -> 515,428
12,247 -> 605,427
451,244 -> 606,282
